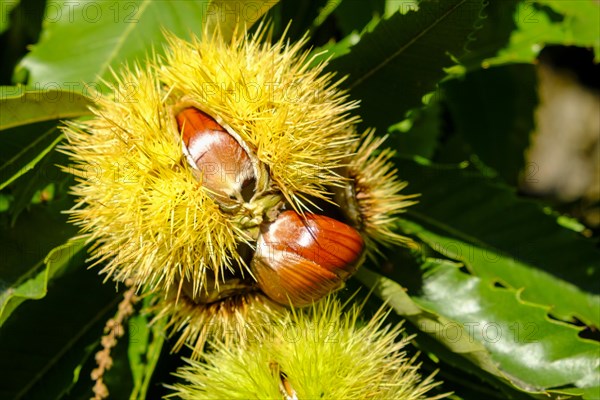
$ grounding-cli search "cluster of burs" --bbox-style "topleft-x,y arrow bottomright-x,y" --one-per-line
63,27 -> 442,399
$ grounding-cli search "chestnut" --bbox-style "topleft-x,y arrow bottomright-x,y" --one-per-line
251,210 -> 364,307
176,107 -> 254,203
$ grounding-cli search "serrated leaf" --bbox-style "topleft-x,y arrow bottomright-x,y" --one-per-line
326,0 -> 484,131
357,260 -> 600,397
414,259 -> 600,396
401,217 -> 600,333
443,64 -> 538,185
459,0 -> 520,69
394,158 -> 600,328
355,266 -> 532,398
0,238 -> 85,326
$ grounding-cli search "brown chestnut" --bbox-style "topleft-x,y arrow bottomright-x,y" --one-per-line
251,210 -> 364,307
176,107 -> 254,202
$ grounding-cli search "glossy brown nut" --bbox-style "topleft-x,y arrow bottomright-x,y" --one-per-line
176,107 -> 254,202
251,210 -> 364,307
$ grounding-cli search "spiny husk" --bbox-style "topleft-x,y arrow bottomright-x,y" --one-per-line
159,26 -> 361,212
61,22 -> 419,360
350,130 -> 419,256
61,65 -> 247,295
61,23 -> 364,296
151,289 -> 282,359
169,296 -> 447,400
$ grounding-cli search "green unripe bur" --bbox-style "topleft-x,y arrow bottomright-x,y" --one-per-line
169,296 -> 447,399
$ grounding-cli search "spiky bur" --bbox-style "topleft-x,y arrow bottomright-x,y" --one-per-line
151,289 -> 282,359
341,130 -> 419,257
169,296 -> 447,400
159,26 -> 360,211
61,23 -> 363,294
61,65 -> 247,296
61,22 -> 418,361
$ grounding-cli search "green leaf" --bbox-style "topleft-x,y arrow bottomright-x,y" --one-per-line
357,260 -> 600,397
0,87 -> 92,130
0,67 -> 86,219
0,129 -> 62,191
18,0 -> 212,90
128,305 -> 166,400
0,264 -> 120,400
415,260 -> 600,396
309,31 -> 359,67
389,97 -> 442,159
0,199 -> 77,315
395,159 -> 600,327
333,0 -> 385,37
0,238 -> 85,326
326,0 -> 485,132
535,0 -> 600,59
0,120 -> 54,164
7,142 -> 74,225
204,0 -> 277,42
311,0 -> 342,31
401,217 -> 600,332
0,0 -> 19,35
459,0 -> 520,70
443,64 -> 538,185
262,0 -> 329,43
0,1 -> 46,85
0,193 -> 10,211
487,1 -> 600,66
355,266 -> 532,398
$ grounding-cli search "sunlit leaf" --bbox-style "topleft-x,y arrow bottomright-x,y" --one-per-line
487,0 -> 600,66
18,0 -> 211,90
415,260 -> 600,396
357,260 -> 600,397
355,266 -> 528,398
